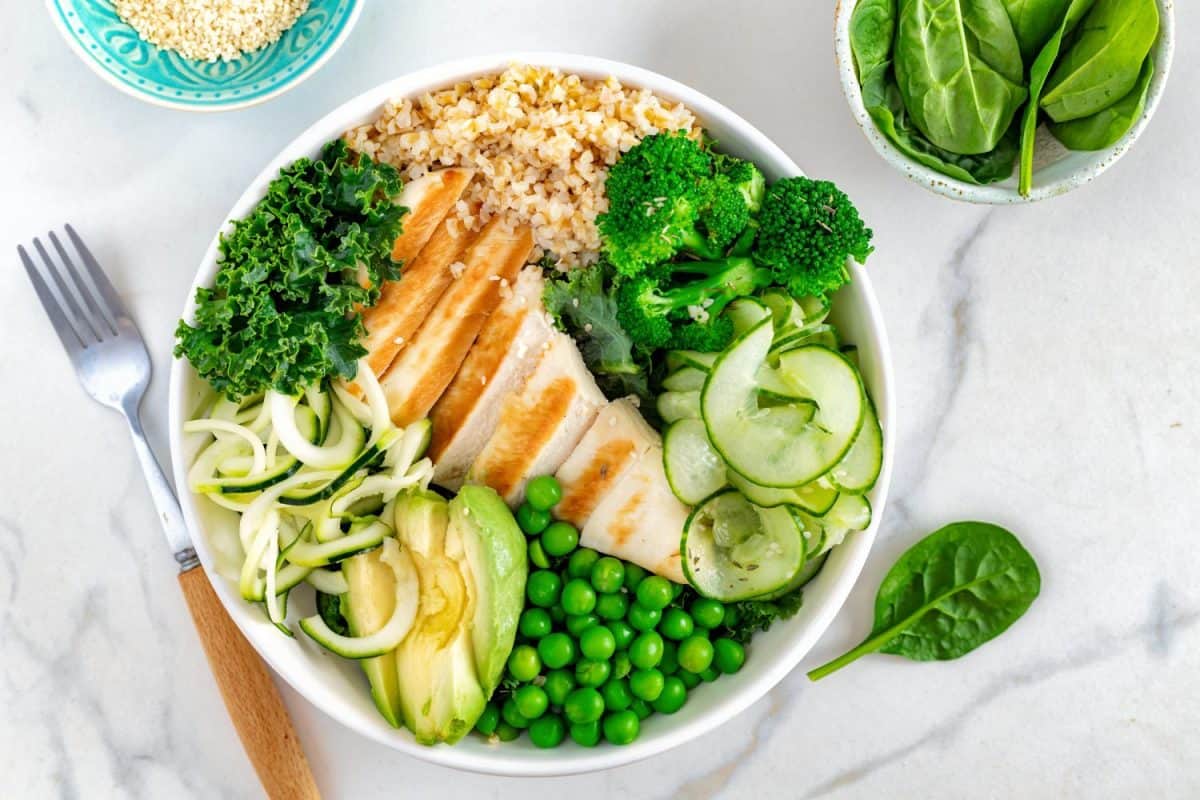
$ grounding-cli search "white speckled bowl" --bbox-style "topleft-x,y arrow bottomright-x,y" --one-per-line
834,0 -> 1175,203
167,53 -> 895,776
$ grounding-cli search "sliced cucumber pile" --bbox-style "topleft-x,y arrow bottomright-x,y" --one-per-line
661,290 -> 883,603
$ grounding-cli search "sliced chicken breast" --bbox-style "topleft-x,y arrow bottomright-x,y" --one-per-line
381,218 -> 534,426
356,168 -> 476,381
429,267 -> 554,490
466,331 -> 607,506
554,398 -> 658,529
580,444 -> 689,583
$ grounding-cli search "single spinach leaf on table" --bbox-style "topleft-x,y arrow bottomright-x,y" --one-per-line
1049,55 -> 1154,150
1017,0 -> 1097,196
1002,0 -> 1074,62
849,0 -> 1019,185
1041,0 -> 1159,123
893,0 -> 1028,155
807,521 -> 1040,680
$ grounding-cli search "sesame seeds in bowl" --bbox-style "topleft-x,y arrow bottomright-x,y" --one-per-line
46,0 -> 362,112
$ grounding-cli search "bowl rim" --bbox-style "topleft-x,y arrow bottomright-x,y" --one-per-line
44,0 -> 363,113
167,51 -> 896,776
833,0 -> 1176,204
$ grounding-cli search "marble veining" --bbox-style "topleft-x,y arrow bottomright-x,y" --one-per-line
3,1 -> 1199,798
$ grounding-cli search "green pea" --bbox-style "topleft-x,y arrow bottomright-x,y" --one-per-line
629,631 -> 664,670
475,702 -> 500,735
672,582 -> 685,600
722,604 -> 741,629
612,650 -> 632,680
659,640 -> 679,675
623,563 -> 647,591
567,548 -> 600,579
507,644 -> 541,682
636,576 -> 673,611
652,676 -> 688,714
569,720 -> 601,747
679,669 -> 701,689
563,687 -> 605,724
575,659 -> 611,688
525,475 -> 563,511
517,502 -> 550,535
629,668 -> 665,702
526,538 -> 551,569
659,608 -> 694,641
566,612 -> 601,638
526,570 -> 562,608
595,591 -> 629,621
528,714 -> 565,748
495,720 -> 521,741
538,632 -> 576,670
608,620 -> 636,651
713,638 -> 746,674
579,625 -> 617,661
543,669 -> 575,707
700,666 -> 719,682
549,605 -> 567,623
690,598 -> 725,629
519,608 -> 553,639
677,635 -> 715,674
627,603 -> 661,631
561,579 -> 597,616
601,678 -> 633,711
502,697 -> 530,729
631,698 -> 653,720
513,685 -> 549,720
589,557 -> 625,593
603,709 -> 640,745
542,521 -> 579,557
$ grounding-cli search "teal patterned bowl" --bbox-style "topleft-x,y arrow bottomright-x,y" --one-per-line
47,0 -> 362,111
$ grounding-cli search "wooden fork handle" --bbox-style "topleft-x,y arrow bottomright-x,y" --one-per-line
178,566 -> 321,800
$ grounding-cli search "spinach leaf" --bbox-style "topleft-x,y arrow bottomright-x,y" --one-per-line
893,0 -> 1028,155
1018,0 -> 1097,195
1002,0 -> 1074,61
1041,0 -> 1159,123
1048,55 -> 1154,150
807,521 -> 1040,680
850,0 -> 1019,184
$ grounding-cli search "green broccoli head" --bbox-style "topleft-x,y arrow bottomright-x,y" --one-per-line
715,155 -> 766,213
753,176 -> 873,299
615,257 -> 771,352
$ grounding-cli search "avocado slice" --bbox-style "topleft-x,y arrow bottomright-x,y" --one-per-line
392,490 -> 486,744
341,548 -> 404,728
449,485 -> 528,696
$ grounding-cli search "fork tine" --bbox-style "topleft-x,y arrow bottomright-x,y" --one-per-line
32,238 -> 100,344
65,224 -> 129,325
49,230 -> 117,337
17,245 -> 86,355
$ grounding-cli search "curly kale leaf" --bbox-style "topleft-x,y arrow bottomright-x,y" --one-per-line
724,588 -> 805,644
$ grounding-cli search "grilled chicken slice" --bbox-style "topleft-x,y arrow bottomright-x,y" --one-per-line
466,331 -> 607,506
381,218 -> 534,426
429,267 -> 554,490
554,398 -> 658,529
357,168 -> 475,381
580,444 -> 689,583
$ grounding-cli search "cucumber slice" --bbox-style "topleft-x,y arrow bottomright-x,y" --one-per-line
286,518 -> 391,567
759,288 -> 800,332
702,321 -> 864,488
663,419 -> 728,505
299,538 -> 419,659
753,551 -> 828,601
825,493 -> 872,532
681,490 -> 806,601
772,324 -> 839,354
725,469 -> 838,515
828,397 -> 882,494
663,367 -> 708,393
657,391 -> 701,423
667,350 -> 719,373
756,365 -> 808,402
726,297 -> 771,337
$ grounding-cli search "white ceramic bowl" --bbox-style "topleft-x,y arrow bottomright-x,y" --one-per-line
834,0 -> 1175,203
168,52 -> 895,776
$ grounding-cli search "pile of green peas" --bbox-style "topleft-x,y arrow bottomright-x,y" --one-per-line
474,475 -> 748,748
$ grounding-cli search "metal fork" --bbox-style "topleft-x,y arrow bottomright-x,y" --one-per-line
18,226 -> 319,800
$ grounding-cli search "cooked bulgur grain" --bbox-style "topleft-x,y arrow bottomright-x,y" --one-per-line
114,0 -> 310,63
345,65 -> 701,268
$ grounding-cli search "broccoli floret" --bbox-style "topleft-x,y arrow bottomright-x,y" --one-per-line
753,176 -> 873,299
616,257 -> 771,351
715,155 -> 766,213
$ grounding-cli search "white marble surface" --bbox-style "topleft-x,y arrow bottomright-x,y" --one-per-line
3,1 -> 1199,797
